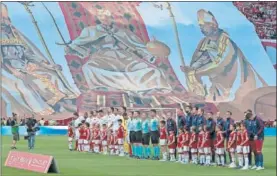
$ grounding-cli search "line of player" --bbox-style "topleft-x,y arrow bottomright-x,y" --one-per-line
67,106 -> 265,171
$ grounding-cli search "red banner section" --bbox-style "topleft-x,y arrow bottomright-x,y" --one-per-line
5,151 -> 58,174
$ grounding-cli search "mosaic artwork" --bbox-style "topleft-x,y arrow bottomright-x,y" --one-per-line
1,2 -> 276,119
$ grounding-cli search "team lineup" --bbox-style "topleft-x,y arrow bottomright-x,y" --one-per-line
68,106 -> 265,171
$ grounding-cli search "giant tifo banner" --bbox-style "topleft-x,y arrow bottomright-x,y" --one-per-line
1,2 -> 276,120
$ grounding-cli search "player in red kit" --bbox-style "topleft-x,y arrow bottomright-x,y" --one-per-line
83,122 -> 91,152
108,129 -> 115,155
236,123 -> 243,168
189,126 -> 198,164
227,124 -> 237,168
176,128 -> 184,163
78,123 -> 85,152
101,124 -> 108,155
202,125 -> 211,166
197,126 -> 205,165
215,125 -> 225,166
117,119 -> 125,156
68,122 -> 74,151
159,120 -> 168,161
240,123 -> 250,170
167,130 -> 176,162
93,124 -> 101,153
183,127 -> 191,164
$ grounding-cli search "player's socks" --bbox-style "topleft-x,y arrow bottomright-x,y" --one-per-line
133,145 -> 137,156
68,142 -> 72,150
153,146 -> 157,157
260,153 -> 264,167
131,144 -> 135,156
255,154 -> 258,166
205,155 -> 211,165
238,155 -> 243,167
181,153 -> 185,162
201,155 -> 205,164
103,146 -> 108,154
137,145 -> 141,157
193,154 -> 198,164
244,156 -> 249,167
170,154 -> 175,161
142,146 -> 146,158
231,153 -> 235,165
162,152 -> 167,161
136,145 -> 139,157
157,146 -> 160,158
220,155 -> 225,165
184,153 -> 189,163
146,146 -> 151,158
216,155 -> 220,165
138,145 -> 142,158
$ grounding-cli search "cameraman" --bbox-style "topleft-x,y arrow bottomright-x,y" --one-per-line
25,114 -> 39,150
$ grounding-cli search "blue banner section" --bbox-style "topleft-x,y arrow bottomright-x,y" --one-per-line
1,126 -> 275,136
1,126 -> 67,136
264,128 -> 276,137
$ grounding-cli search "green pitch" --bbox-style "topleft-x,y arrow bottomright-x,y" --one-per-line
1,136 -> 276,176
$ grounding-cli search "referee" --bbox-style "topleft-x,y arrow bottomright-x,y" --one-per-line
150,109 -> 160,160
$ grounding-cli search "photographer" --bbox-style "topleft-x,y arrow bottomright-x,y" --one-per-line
25,114 -> 39,150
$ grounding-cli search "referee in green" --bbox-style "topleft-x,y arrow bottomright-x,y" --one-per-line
11,113 -> 19,149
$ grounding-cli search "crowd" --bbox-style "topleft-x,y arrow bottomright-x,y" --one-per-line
68,106 -> 266,171
1,117 -> 57,126
234,2 -> 277,39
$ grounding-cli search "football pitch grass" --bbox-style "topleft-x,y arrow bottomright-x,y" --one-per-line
1,136 -> 276,176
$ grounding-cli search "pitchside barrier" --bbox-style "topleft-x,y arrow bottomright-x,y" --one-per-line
1,126 -> 276,136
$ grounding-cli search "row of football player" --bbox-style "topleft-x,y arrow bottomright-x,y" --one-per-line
68,117 -> 255,170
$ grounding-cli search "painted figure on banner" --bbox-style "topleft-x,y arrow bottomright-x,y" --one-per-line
1,3 -> 78,116
181,9 -> 268,102
65,8 -> 172,95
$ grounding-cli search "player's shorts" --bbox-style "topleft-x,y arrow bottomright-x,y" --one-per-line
12,133 -> 19,141
150,131 -> 159,144
94,140 -> 100,145
109,145 -> 114,149
236,145 -> 242,154
243,146 -> 250,154
204,147 -> 211,154
228,147 -> 235,153
134,131 -> 142,143
68,137 -> 73,142
169,149 -> 175,154
118,138 -> 124,145
159,139 -> 167,146
129,131 -> 136,143
177,147 -> 183,153
83,140 -> 89,145
190,148 -> 197,153
254,139 -> 264,153
216,148 -> 225,155
78,139 -> 83,144
183,146 -> 189,152
198,148 -> 204,154
102,140 -> 107,146
142,133 -> 150,145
